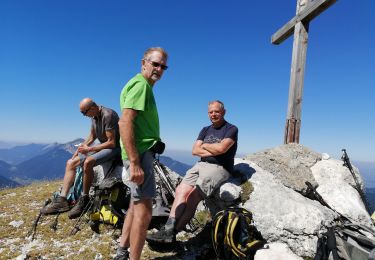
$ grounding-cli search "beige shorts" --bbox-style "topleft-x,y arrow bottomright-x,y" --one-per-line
182,162 -> 230,198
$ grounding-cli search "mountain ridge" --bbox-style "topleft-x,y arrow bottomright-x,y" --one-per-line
0,139 -> 192,187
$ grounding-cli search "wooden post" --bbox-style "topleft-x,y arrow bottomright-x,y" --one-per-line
284,0 -> 309,144
271,0 -> 337,144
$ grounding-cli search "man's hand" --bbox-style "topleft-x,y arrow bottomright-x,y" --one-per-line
129,162 -> 144,185
77,144 -> 91,154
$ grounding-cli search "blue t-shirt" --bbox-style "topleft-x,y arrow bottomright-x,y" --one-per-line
198,121 -> 238,172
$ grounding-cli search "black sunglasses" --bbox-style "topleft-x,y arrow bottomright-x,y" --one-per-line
81,107 -> 91,116
145,59 -> 168,70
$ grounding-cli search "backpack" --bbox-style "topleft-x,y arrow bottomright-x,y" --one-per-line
211,207 -> 266,260
59,166 -> 83,205
304,181 -> 375,260
87,177 -> 131,231
314,220 -> 375,260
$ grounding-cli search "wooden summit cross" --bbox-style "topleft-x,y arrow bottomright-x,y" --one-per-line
272,0 -> 337,144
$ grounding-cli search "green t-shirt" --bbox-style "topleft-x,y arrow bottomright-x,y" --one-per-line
120,73 -> 160,160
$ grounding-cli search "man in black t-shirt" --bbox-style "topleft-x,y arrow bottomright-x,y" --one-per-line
147,100 -> 238,244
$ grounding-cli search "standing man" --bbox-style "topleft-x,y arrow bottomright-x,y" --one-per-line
114,47 -> 168,260
147,100 -> 238,244
42,98 -> 121,219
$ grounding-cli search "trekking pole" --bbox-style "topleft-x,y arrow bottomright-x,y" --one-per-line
70,196 -> 95,235
305,181 -> 351,223
341,149 -> 372,214
153,160 -> 175,197
28,198 -> 51,240
50,213 -> 60,231
154,160 -> 199,232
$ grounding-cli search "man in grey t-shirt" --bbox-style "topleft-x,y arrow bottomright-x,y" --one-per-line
42,98 -> 121,219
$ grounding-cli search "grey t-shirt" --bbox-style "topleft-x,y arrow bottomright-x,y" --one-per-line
91,106 -> 120,147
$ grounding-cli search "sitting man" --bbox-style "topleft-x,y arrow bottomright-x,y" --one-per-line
147,100 -> 238,243
42,97 -> 121,219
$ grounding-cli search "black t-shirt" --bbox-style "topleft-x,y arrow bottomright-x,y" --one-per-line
198,121 -> 238,172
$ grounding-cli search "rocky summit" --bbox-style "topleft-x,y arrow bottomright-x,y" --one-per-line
211,143 -> 374,259
0,143 -> 373,259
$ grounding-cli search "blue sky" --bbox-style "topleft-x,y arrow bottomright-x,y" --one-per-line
1,0 -> 374,163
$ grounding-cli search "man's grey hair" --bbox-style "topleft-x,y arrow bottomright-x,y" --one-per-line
208,100 -> 225,110
143,47 -> 168,61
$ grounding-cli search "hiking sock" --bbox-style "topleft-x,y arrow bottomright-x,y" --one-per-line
164,217 -> 176,231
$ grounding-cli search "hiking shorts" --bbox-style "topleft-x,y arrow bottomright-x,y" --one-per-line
182,161 -> 230,198
122,150 -> 156,201
78,147 -> 121,166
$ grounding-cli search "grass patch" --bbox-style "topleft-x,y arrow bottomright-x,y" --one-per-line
240,181 -> 254,204
0,180 -> 214,259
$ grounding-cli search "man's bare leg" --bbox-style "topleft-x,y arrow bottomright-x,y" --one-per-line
129,199 -> 152,260
146,183 -> 198,243
175,187 -> 203,231
61,157 -> 81,197
119,201 -> 134,248
169,183 -> 194,219
82,156 -> 95,195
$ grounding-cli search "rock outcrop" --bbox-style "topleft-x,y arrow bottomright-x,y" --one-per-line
209,143 -> 373,259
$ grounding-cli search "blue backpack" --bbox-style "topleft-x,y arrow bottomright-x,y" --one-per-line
66,166 -> 84,204
53,166 -> 83,205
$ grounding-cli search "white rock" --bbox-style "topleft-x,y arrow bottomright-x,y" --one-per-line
219,183 -> 241,201
9,220 -> 24,228
241,160 -> 336,256
93,161 -> 123,186
255,243 -> 302,260
321,153 -> 330,160
311,158 -> 372,226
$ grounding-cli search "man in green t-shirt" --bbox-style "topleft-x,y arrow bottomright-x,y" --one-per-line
115,47 -> 168,260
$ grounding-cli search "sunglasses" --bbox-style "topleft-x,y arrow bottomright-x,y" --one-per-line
145,59 -> 168,70
81,107 -> 91,116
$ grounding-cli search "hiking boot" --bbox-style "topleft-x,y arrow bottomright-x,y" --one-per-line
68,195 -> 90,219
41,196 -> 70,215
113,248 -> 129,260
146,226 -> 176,244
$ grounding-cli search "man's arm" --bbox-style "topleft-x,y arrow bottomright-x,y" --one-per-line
85,129 -> 117,153
118,108 -> 144,185
74,127 -> 96,157
201,138 -> 235,156
192,140 -> 214,157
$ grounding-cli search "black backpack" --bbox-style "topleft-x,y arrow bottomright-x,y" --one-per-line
211,207 -> 266,260
315,221 -> 375,260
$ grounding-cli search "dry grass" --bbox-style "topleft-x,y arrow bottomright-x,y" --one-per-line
0,181 -> 212,259
240,181 -> 254,204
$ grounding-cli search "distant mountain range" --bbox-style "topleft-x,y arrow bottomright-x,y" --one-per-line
0,140 -> 192,189
0,139 -> 83,187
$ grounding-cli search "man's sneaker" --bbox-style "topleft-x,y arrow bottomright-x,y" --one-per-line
41,196 -> 70,215
113,248 -> 130,260
146,226 -> 176,244
68,195 -> 89,219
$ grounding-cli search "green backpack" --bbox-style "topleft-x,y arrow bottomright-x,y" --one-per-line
212,207 -> 266,260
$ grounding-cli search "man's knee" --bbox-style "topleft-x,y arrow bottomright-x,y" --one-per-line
175,183 -> 194,198
66,157 -> 80,170
83,157 -> 96,172
133,199 -> 152,223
